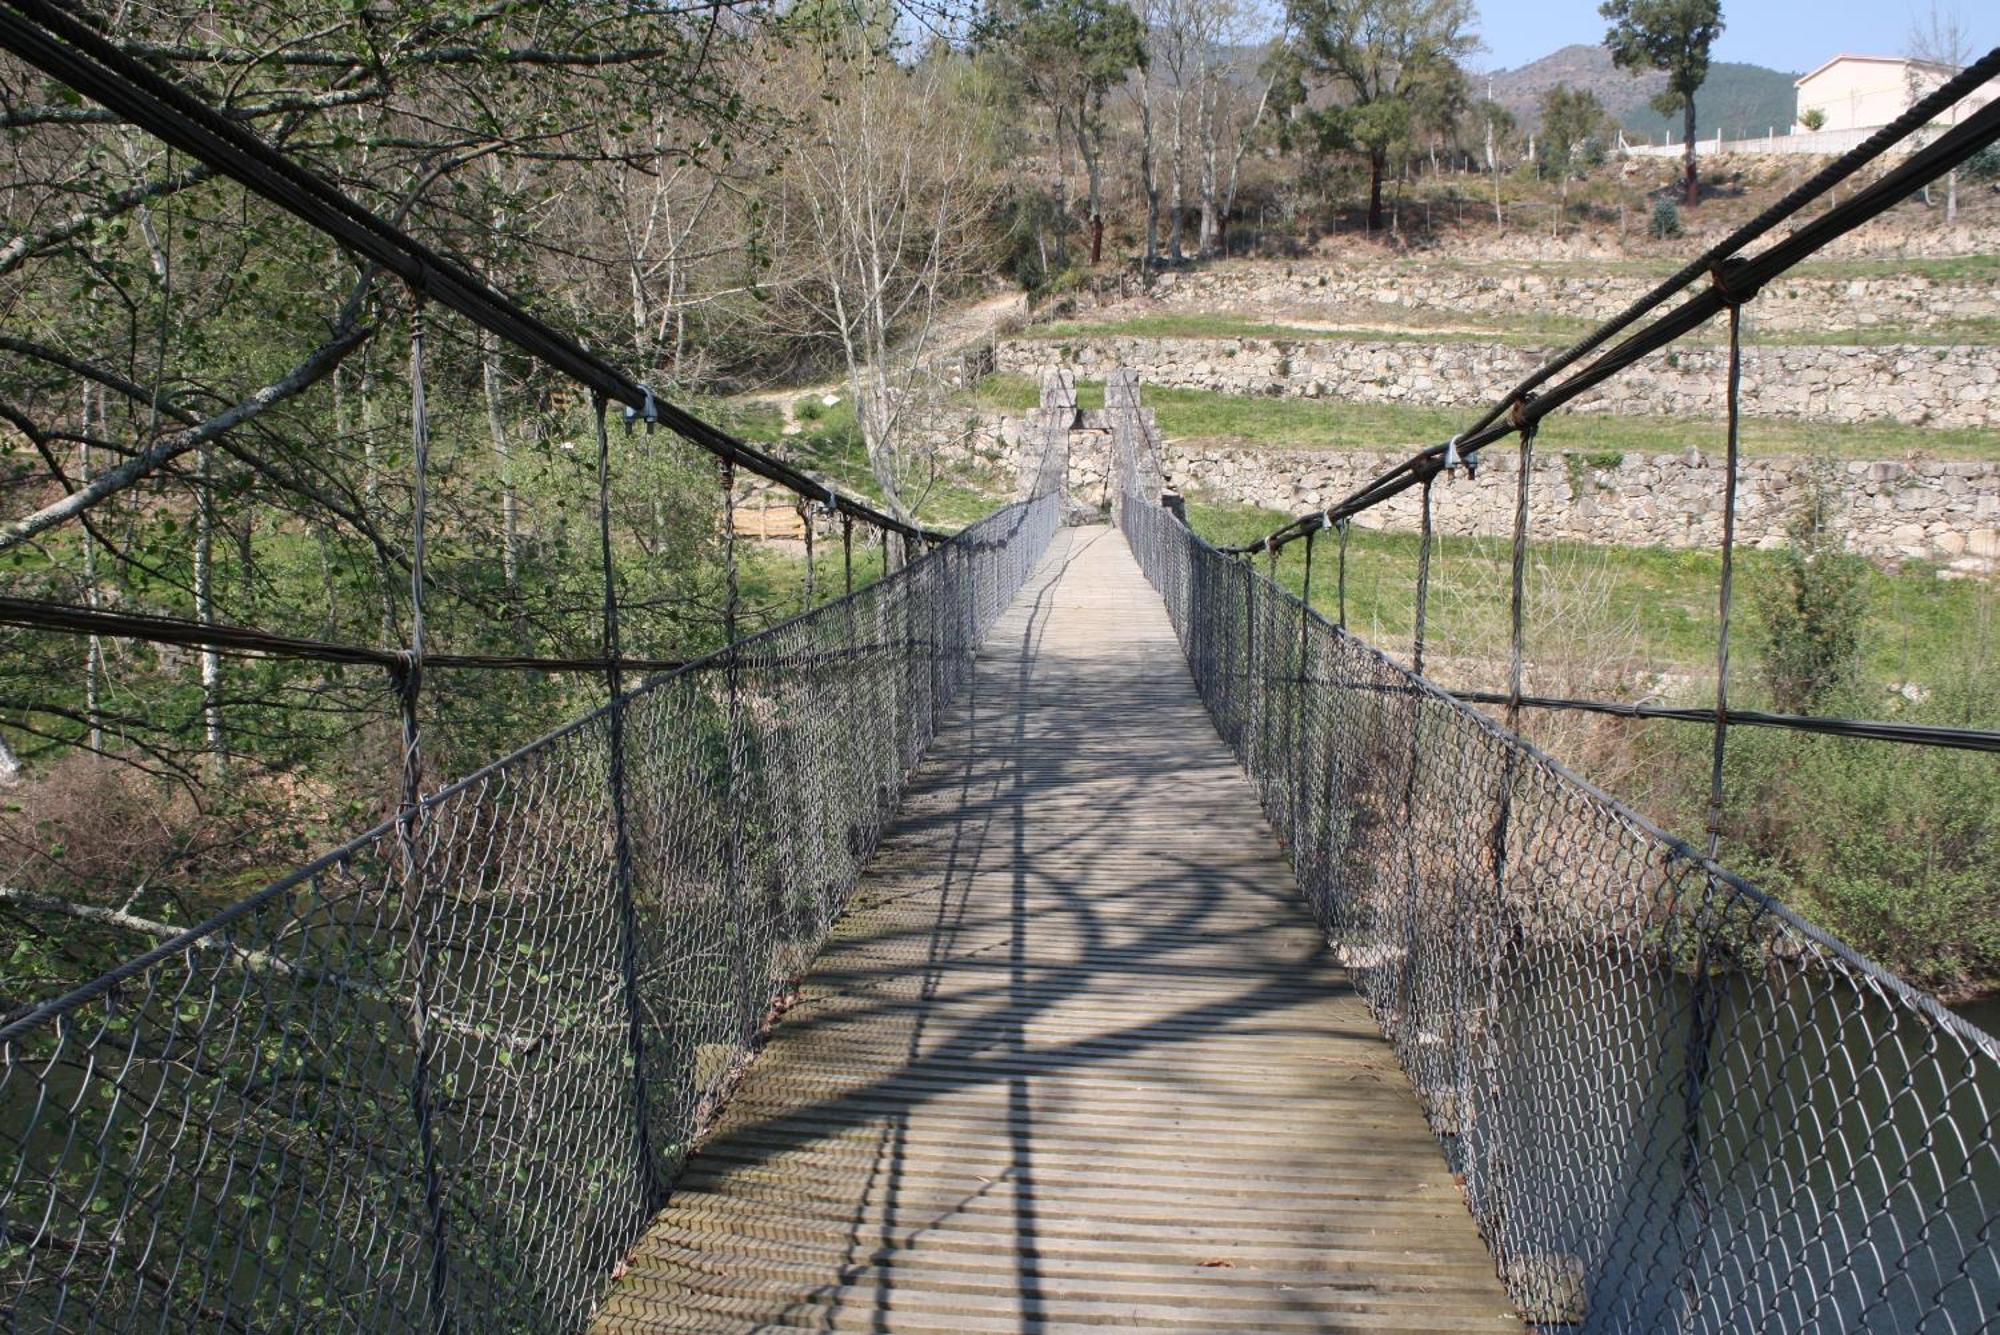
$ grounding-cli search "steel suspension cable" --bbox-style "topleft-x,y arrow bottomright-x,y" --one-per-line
594,394 -> 661,1208
1705,300 -> 1746,860
396,298 -> 451,1331
1506,423 -> 1537,730
1336,518 -> 1348,630
1411,478 -> 1434,678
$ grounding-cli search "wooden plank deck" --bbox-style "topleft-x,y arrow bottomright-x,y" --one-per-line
595,525 -> 1519,1334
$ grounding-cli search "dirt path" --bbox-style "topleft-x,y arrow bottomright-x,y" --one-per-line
741,288 -> 1030,435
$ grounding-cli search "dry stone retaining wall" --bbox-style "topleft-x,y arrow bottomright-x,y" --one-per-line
1146,262 -> 1999,333
974,413 -> 2000,575
996,336 -> 2000,429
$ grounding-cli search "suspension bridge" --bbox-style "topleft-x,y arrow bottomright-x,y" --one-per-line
1,9 -> 1998,1333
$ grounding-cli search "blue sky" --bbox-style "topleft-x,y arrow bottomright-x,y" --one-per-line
1468,1 -> 2000,75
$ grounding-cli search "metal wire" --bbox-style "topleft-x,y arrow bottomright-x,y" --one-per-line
0,447 -> 1066,1333
1111,400 -> 1999,1334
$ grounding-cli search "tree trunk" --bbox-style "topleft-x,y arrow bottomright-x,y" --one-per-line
1168,95 -> 1187,261
195,444 -> 222,764
1682,99 -> 1699,206
1138,74 -> 1161,264
1487,119 -> 1503,227
78,388 -> 104,753
1079,118 -> 1105,265
1196,83 -> 1219,256
1219,71 -> 1275,252
1367,151 -> 1386,234
481,333 -> 521,608
1053,170 -> 1069,268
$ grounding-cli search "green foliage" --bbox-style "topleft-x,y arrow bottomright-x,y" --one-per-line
1650,199 -> 1683,237
1674,707 -> 2000,994
1000,187 -> 1066,290
1276,0 -> 1477,226
1800,107 -> 1828,133
1600,0 -> 1726,109
1182,496 -> 2000,991
1752,477 -> 1869,715
1964,145 -> 2000,184
1536,83 -> 1613,181
1602,0 -> 1723,198
977,0 -> 1143,98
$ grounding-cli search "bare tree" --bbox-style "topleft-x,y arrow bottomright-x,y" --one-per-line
786,38 -> 998,522
1208,9 -> 1286,257
1128,0 -> 1168,263
1151,0 -> 1218,259
1908,3 -> 1972,225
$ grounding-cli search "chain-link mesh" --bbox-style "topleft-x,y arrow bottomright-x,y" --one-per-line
1110,379 -> 1998,1333
0,466 -> 1062,1333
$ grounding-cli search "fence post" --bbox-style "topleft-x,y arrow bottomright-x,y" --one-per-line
1412,477 -> 1435,676
1241,554 -> 1256,759
719,459 -> 755,1041
398,301 -> 452,1332
594,397 -> 662,1210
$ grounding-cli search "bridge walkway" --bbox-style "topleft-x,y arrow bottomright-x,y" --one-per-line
594,526 -> 1519,1334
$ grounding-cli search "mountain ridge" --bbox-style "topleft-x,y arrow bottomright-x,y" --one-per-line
1484,43 -> 1801,142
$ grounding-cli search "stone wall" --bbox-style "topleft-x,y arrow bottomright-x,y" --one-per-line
996,335 -> 2000,428
1272,219 -> 2000,265
1145,262 -> 1998,333
975,413 -> 2000,575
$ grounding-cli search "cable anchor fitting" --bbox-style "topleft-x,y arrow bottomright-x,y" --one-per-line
622,384 -> 658,429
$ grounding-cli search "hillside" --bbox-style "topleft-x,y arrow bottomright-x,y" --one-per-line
1487,43 -> 1799,141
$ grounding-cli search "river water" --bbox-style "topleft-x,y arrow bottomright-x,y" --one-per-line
1451,954 -> 2000,1331
1949,992 -> 2000,1036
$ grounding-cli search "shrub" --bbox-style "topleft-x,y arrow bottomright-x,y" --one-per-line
1723,721 -> 1999,994
1649,200 -> 1682,239
1752,479 -> 1868,715
0,753 -> 195,897
1800,108 -> 1827,133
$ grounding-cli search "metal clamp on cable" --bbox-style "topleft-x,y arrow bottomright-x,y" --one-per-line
1506,391 -> 1538,435
1442,435 -> 1463,476
623,384 -> 658,429
1709,256 -> 1763,308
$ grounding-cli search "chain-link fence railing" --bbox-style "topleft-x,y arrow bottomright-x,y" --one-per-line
0,470 -> 1062,1333
1111,383 -> 1998,1333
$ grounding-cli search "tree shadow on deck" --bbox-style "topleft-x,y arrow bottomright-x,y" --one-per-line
595,528 -> 1507,1335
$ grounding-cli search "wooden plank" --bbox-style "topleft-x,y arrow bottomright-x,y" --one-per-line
594,526 -> 1520,1334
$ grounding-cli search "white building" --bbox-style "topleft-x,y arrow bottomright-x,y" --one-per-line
1795,54 -> 1999,134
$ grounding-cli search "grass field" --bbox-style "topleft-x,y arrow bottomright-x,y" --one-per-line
1178,497 -> 2000,993
1183,498 -> 1997,720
